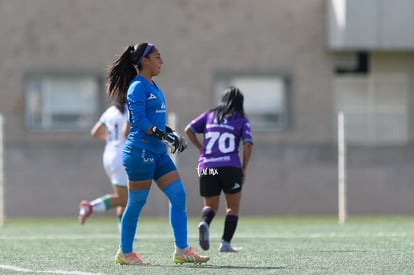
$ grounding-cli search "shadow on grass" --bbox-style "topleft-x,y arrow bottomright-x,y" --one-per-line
319,250 -> 368,253
170,264 -> 286,271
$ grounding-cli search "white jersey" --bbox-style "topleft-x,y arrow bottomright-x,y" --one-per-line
99,105 -> 129,151
99,105 -> 129,187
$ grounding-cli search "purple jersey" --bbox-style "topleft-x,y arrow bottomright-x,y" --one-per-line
187,111 -> 253,170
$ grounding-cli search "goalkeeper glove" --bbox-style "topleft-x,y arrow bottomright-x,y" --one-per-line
151,126 -> 187,154
166,126 -> 187,153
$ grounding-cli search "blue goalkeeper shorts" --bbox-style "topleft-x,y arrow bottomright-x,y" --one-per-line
122,145 -> 176,181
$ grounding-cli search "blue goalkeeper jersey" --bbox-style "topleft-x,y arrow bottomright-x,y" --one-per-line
124,75 -> 167,154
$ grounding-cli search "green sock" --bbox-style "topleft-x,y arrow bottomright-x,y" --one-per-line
91,196 -> 111,212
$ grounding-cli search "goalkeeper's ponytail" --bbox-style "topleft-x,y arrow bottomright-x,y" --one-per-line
106,43 -> 155,105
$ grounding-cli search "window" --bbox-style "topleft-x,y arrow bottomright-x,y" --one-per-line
335,74 -> 409,145
214,73 -> 290,131
25,72 -> 102,131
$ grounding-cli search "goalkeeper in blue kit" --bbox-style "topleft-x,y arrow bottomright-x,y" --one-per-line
106,42 -> 208,265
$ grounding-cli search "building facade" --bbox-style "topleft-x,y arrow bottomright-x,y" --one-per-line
1,0 -> 414,218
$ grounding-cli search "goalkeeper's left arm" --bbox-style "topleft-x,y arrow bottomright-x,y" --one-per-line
149,125 -> 187,154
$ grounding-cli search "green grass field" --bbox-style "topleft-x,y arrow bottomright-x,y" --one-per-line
0,216 -> 414,274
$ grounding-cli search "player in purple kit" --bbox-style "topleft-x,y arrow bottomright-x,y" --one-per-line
185,86 -> 253,252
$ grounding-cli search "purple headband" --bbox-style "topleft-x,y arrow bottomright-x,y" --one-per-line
136,43 -> 154,65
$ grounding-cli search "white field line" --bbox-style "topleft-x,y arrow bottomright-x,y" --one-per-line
0,232 -> 413,241
0,264 -> 105,275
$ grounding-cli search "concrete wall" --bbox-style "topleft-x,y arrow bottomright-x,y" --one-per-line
1,0 -> 414,218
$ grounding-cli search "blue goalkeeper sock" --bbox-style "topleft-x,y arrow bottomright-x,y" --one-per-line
120,189 -> 150,253
163,179 -> 188,249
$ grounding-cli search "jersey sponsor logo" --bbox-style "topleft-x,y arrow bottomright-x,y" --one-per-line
156,102 -> 167,113
147,93 -> 157,100
206,123 -> 235,130
207,118 -> 236,131
203,156 -> 231,163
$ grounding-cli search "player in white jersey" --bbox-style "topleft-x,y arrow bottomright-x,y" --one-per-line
79,100 -> 130,231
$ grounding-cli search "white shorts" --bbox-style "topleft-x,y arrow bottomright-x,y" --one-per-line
103,149 -> 128,187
